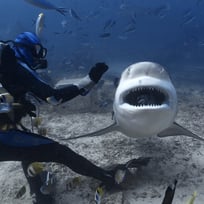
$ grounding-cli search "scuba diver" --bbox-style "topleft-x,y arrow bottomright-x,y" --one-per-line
0,32 -> 123,204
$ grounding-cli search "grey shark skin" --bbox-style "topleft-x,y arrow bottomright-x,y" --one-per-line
113,61 -> 177,138
70,61 -> 204,141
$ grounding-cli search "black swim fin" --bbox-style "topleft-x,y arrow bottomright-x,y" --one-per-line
161,180 -> 177,204
93,157 -> 151,204
21,162 -> 55,204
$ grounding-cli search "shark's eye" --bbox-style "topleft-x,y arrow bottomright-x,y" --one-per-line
124,87 -> 166,106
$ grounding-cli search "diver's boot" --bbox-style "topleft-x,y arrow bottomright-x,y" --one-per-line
21,161 -> 55,204
30,174 -> 54,204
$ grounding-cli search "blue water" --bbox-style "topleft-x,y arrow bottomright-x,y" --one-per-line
0,0 -> 204,82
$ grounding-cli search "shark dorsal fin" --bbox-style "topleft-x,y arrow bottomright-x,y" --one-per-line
158,122 -> 204,141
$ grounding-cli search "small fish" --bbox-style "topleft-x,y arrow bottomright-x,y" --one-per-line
181,15 -> 196,26
103,19 -> 112,30
154,4 -> 170,17
187,192 -> 197,204
61,19 -> 68,29
99,32 -> 111,38
32,117 -> 42,127
103,19 -> 116,30
66,176 -> 81,191
198,40 -> 204,46
119,0 -> 127,10
183,9 -> 192,18
35,13 -> 45,37
24,0 -> 67,16
130,12 -> 137,25
94,185 -> 105,204
86,10 -> 101,20
130,18 -> 137,25
124,24 -> 136,33
69,8 -> 82,21
117,35 -> 128,40
110,20 -> 116,28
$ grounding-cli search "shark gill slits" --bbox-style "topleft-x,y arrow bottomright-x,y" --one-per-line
124,87 -> 165,106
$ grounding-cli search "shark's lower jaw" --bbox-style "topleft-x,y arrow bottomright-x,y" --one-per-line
123,87 -> 167,108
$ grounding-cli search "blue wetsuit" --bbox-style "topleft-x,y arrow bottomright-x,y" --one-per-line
0,45 -> 113,203
0,52 -> 81,103
0,129 -> 111,204
0,129 -> 108,180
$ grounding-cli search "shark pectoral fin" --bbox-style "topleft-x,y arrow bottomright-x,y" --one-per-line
158,122 -> 204,141
67,121 -> 119,140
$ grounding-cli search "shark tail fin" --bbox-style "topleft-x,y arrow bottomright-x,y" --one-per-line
66,121 -> 118,140
158,122 -> 204,141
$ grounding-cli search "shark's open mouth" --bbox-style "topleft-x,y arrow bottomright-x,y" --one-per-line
124,87 -> 166,107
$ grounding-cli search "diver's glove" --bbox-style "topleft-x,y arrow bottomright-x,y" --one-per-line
77,62 -> 109,96
89,62 -> 108,83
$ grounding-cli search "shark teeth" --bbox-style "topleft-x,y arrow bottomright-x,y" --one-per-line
123,87 -> 166,107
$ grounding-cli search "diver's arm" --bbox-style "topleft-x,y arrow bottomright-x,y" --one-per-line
19,66 -> 82,104
0,43 -> 108,104
47,63 -> 109,104
16,62 -> 108,105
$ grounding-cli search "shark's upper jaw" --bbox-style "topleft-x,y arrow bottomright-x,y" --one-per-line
123,86 -> 167,108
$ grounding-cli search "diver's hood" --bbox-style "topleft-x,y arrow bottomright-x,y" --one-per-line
14,46 -> 47,70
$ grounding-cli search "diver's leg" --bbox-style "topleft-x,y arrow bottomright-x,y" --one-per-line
0,130 -> 55,204
0,129 -> 113,184
50,143 -> 113,183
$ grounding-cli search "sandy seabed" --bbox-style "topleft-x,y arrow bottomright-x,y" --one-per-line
0,80 -> 204,204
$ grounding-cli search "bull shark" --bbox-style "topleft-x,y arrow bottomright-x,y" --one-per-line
69,61 -> 204,141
